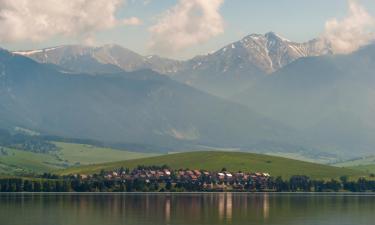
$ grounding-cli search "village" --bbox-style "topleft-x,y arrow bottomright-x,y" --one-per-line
76,166 -> 272,192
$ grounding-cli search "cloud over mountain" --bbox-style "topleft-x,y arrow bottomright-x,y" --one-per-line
321,0 -> 375,54
149,0 -> 225,54
0,0 -> 124,43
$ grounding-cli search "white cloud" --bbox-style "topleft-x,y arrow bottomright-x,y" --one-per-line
321,0 -> 375,54
123,17 -> 143,26
149,0 -> 225,54
0,0 -> 124,43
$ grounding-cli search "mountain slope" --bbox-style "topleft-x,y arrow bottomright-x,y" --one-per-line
0,49 -> 298,152
233,44 -> 375,156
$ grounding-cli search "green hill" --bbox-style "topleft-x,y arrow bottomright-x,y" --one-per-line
59,151 -> 363,179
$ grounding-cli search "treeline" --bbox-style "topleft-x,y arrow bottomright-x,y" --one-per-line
272,176 -> 375,192
0,129 -> 58,153
1,175 -> 375,192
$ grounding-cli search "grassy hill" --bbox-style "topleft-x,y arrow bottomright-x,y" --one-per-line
59,151 -> 363,179
0,142 -> 157,175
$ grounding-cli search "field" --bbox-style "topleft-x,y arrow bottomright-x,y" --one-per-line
59,151 -> 364,179
0,142 -> 157,175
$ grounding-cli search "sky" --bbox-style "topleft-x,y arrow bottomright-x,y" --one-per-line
1,0 -> 375,59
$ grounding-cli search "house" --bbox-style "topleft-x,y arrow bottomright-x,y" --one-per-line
193,170 -> 201,176
80,174 -> 88,180
190,175 -> 198,181
225,173 -> 233,179
164,170 -> 171,176
218,173 -> 225,180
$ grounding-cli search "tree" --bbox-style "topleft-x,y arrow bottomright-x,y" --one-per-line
23,180 -> 33,192
289,176 -> 311,192
165,181 -> 172,191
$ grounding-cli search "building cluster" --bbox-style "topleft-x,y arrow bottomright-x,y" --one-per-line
78,167 -> 272,191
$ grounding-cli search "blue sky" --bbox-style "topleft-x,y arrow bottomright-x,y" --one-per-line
2,0 -> 375,59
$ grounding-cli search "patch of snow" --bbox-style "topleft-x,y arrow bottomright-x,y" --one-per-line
44,46 -> 64,52
13,46 -> 64,56
13,50 -> 43,56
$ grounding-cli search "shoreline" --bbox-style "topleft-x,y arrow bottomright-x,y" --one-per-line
2,192 -> 375,196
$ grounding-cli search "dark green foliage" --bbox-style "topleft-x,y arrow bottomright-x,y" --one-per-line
289,176 -> 311,192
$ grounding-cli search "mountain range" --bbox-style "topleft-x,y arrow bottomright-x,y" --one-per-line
13,32 -> 332,97
3,32 -> 375,158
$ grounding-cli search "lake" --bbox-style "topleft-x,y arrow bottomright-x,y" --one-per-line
1,193 -> 375,225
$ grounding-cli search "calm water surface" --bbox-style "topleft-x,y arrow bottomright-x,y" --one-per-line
1,193 -> 375,225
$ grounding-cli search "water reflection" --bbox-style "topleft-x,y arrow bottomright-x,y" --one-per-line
217,193 -> 233,222
165,197 -> 171,223
218,193 -> 225,220
0,194 -> 375,225
263,194 -> 269,220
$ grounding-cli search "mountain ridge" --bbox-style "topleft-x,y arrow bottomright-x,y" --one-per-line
12,31 -> 332,75
12,32 -> 332,98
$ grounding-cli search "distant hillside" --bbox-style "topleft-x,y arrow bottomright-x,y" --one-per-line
0,49 -> 301,152
59,151 -> 362,179
334,156 -> 375,174
347,165 -> 375,174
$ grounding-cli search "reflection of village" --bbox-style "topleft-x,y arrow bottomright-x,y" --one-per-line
81,167 -> 271,192
58,193 -> 270,224
164,193 -> 270,223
